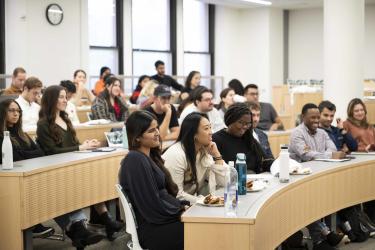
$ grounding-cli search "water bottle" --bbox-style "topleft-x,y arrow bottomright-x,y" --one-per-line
122,125 -> 128,149
2,131 -> 13,170
279,144 -> 290,183
235,153 -> 247,195
224,161 -> 238,217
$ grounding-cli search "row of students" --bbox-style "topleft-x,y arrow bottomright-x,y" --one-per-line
0,85 -> 125,248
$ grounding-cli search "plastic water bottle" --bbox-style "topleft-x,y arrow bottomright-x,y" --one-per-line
2,131 -> 13,170
279,144 -> 290,183
224,161 -> 238,217
122,125 -> 128,149
235,153 -> 247,195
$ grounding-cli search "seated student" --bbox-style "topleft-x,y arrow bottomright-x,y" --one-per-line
163,112 -> 226,204
36,85 -> 124,241
71,69 -> 95,106
15,76 -> 42,129
151,60 -> 183,91
180,71 -> 201,101
1,67 -> 27,96
288,103 -> 349,249
213,103 -> 273,174
289,103 -> 345,162
344,98 -> 375,152
179,86 -> 225,133
60,80 -> 80,125
0,99 -> 55,239
129,75 -> 150,104
228,79 -> 246,102
318,100 -> 357,152
215,88 -> 235,119
119,110 -> 186,250
244,83 -> 283,131
94,66 -> 111,96
91,75 -> 129,122
137,79 -> 158,109
246,101 -> 274,159
145,85 -> 180,141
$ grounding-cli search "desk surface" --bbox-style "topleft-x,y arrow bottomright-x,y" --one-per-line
182,155 -> 375,250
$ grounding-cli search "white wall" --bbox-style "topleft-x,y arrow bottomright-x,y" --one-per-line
214,6 -> 284,102
288,8 -> 323,80
5,0 -> 88,86
288,4 -> 375,80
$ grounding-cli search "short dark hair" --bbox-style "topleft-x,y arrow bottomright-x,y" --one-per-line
13,67 -> 26,77
24,77 -> 43,90
100,66 -> 110,77
318,100 -> 336,113
155,60 -> 164,68
244,84 -> 258,94
228,79 -> 244,96
302,103 -> 318,115
191,86 -> 213,106
245,101 -> 260,111
60,80 -> 76,94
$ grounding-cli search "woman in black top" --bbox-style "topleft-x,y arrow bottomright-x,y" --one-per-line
0,99 -> 55,238
36,85 -> 124,241
180,71 -> 201,101
119,110 -> 186,250
212,103 -> 273,173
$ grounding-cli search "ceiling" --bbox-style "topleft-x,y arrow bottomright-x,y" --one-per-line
201,0 -> 375,10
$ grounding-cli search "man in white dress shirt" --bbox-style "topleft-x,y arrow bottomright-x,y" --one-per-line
60,80 -> 80,125
179,86 -> 225,133
15,77 -> 42,129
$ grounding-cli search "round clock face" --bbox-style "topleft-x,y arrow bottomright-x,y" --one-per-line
46,4 -> 63,25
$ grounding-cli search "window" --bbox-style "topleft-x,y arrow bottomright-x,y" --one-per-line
132,0 -> 172,89
88,0 -> 121,89
183,0 -> 211,87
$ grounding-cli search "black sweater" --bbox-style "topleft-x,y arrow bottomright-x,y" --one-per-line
119,151 -> 183,227
213,129 -> 268,173
0,126 -> 44,164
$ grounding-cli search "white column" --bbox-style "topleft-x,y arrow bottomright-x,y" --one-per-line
324,0 -> 364,119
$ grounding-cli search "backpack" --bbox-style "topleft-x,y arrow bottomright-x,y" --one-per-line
338,206 -> 370,242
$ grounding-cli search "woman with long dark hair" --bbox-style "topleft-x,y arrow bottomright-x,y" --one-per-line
344,98 -> 375,152
180,71 -> 201,101
91,75 -> 128,122
129,75 -> 150,104
213,102 -> 273,173
0,99 -> 56,238
36,85 -> 124,241
215,87 -> 235,119
119,110 -> 186,250
162,112 -> 226,203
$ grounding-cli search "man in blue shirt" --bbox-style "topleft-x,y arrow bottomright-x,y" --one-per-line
318,100 -> 358,152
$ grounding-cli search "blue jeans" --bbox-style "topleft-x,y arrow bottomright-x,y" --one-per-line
54,209 -> 87,230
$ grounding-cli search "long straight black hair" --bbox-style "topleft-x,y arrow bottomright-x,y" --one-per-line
126,110 -> 178,196
176,112 -> 209,191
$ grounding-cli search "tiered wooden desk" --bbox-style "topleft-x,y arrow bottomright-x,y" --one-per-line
26,122 -> 124,146
364,99 -> 375,125
267,130 -> 291,157
0,149 -> 127,250
182,155 -> 375,250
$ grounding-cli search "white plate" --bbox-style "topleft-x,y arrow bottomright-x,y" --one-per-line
291,167 -> 312,175
196,197 -> 224,207
247,180 -> 266,192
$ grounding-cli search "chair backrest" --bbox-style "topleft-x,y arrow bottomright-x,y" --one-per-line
115,184 -> 143,250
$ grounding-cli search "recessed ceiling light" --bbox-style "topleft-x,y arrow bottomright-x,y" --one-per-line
241,0 -> 272,5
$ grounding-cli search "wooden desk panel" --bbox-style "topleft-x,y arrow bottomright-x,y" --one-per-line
0,149 -> 126,250
182,156 -> 375,250
268,131 -> 291,157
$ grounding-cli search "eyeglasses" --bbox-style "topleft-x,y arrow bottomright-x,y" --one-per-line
237,120 -> 252,127
7,109 -> 22,114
